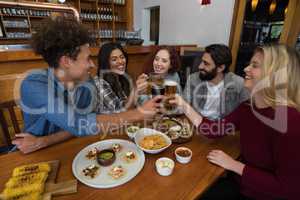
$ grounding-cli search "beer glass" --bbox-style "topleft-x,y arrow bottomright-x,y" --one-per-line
148,72 -> 165,97
164,80 -> 177,111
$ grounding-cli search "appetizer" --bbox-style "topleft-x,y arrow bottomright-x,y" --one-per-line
112,143 -> 122,152
167,130 -> 180,140
97,149 -> 116,166
123,151 -> 137,163
139,134 -> 168,150
108,165 -> 125,179
156,159 -> 174,169
85,147 -> 99,160
127,125 -> 140,134
176,148 -> 191,157
126,125 -> 140,139
156,118 -> 181,133
180,126 -> 192,138
82,164 -> 100,179
1,162 -> 51,200
175,147 -> 193,164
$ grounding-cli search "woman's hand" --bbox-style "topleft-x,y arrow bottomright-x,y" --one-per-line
12,133 -> 45,154
136,73 -> 149,94
138,95 -> 164,119
207,150 -> 245,175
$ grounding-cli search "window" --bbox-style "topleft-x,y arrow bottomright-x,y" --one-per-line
149,6 -> 160,45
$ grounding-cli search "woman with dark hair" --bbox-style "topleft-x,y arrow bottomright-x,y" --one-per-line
94,42 -> 135,113
136,46 -> 182,104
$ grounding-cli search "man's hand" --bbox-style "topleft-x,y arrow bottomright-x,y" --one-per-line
12,133 -> 45,154
168,94 -> 187,110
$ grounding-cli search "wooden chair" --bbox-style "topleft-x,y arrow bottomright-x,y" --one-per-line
0,100 -> 23,149
179,47 -> 204,88
179,46 -> 205,56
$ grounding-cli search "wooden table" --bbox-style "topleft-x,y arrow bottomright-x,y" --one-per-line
0,130 -> 240,200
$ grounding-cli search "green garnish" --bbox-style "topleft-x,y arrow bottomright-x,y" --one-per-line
99,152 -> 114,160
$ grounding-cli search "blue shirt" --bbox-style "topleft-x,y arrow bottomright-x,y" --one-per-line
20,69 -> 99,136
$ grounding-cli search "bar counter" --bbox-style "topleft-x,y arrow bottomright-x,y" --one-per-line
0,45 -> 195,103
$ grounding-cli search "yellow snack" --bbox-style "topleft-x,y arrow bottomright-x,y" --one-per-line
12,163 -> 50,177
2,192 -> 42,200
5,172 -> 48,188
139,134 -> 167,150
2,183 -> 44,200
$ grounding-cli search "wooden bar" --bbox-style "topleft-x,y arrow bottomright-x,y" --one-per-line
0,45 -> 196,103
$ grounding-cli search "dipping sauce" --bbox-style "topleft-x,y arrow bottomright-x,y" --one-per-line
175,147 -> 193,164
176,149 -> 191,157
98,152 -> 114,160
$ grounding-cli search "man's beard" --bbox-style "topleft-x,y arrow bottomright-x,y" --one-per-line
199,67 -> 218,81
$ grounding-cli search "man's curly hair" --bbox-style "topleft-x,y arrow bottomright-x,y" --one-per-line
31,16 -> 93,68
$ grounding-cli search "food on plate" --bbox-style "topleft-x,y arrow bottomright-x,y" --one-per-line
82,164 -> 100,179
12,163 -> 50,177
123,151 -> 137,163
167,130 -> 180,140
156,118 -> 181,133
139,134 -> 168,150
1,163 -> 50,200
96,149 -> 116,166
112,143 -> 122,152
179,126 -> 192,138
169,125 -> 182,132
154,117 -> 192,142
126,125 -> 140,139
127,125 -> 140,134
85,147 -> 99,160
108,165 -> 125,179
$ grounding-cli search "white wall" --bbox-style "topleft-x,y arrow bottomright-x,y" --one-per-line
133,0 -> 236,46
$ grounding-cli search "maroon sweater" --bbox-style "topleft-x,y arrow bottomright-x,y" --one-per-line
199,102 -> 300,200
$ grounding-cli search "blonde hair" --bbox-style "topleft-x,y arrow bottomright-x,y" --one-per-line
257,44 -> 300,111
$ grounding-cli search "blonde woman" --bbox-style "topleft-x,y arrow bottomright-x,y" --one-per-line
171,44 -> 300,199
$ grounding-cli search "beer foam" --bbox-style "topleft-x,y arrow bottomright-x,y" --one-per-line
164,80 -> 177,86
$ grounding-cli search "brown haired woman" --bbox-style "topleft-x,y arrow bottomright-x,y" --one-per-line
136,46 -> 181,105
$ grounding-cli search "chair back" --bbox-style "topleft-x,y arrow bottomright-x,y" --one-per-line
0,100 -> 23,147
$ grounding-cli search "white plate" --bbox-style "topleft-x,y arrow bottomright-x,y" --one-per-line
72,139 -> 145,188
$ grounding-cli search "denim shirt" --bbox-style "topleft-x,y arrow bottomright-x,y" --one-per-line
20,69 -> 98,136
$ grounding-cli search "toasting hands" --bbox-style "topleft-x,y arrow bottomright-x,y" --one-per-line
138,95 -> 164,118
136,73 -> 149,94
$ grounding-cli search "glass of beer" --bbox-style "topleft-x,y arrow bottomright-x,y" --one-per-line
148,72 -> 165,97
164,80 -> 177,111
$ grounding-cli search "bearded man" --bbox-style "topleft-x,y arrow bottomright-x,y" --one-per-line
183,44 -> 249,119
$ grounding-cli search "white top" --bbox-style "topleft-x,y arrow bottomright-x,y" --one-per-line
200,80 -> 224,120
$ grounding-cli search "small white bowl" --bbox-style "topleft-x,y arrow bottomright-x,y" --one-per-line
175,147 -> 192,164
155,157 -> 175,176
126,125 -> 140,139
134,128 -> 172,154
